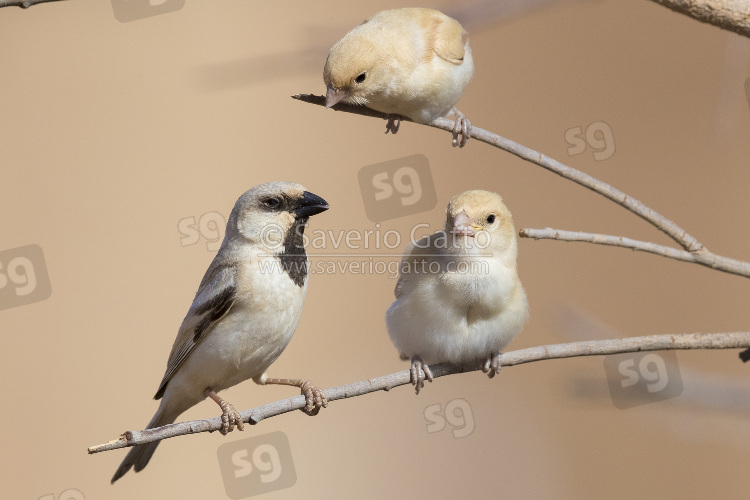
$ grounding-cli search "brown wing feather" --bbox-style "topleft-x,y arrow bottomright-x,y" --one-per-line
425,12 -> 467,65
153,263 -> 237,400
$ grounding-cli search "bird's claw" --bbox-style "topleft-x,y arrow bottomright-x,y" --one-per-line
385,114 -> 401,135
218,400 -> 244,435
482,353 -> 502,379
299,380 -> 328,416
450,108 -> 471,148
410,356 -> 433,395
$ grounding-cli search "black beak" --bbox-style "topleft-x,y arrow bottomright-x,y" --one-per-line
293,191 -> 329,218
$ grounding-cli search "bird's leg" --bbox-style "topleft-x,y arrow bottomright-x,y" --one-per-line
410,356 -> 434,395
385,114 -> 401,134
450,107 -> 472,148
204,387 -> 244,435
255,373 -> 328,415
482,353 -> 503,379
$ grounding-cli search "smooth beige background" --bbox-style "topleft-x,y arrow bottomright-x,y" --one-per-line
1,1 -> 749,499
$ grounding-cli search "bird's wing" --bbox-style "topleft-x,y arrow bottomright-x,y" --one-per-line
428,12 -> 468,65
154,261 -> 237,400
393,244 -> 414,299
394,233 -> 437,299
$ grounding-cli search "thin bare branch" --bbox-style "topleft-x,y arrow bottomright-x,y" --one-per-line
520,228 -> 750,278
292,94 -> 703,252
292,94 -> 750,279
0,0 -> 67,8
89,332 -> 750,454
647,0 -> 750,38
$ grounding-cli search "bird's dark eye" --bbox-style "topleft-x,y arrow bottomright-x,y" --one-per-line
263,197 -> 281,209
486,214 -> 496,224
355,72 -> 366,84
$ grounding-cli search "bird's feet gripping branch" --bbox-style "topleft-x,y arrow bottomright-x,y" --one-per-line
255,373 -> 329,415
204,387 -> 245,435
449,107 -> 472,148
482,353 -> 503,379
409,356 -> 434,395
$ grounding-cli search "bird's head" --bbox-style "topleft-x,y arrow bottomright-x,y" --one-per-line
444,190 -> 517,255
226,182 -> 329,251
323,23 -> 389,109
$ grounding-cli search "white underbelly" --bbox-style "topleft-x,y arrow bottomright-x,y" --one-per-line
162,263 -> 307,407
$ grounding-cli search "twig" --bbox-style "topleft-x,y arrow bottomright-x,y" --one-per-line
293,94 -> 701,252
520,228 -> 750,278
647,0 -> 750,38
88,332 -> 750,453
292,94 -> 750,278
0,0 -> 67,8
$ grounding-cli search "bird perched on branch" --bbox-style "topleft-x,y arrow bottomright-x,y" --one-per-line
386,190 -> 528,393
323,8 -> 475,147
112,182 -> 330,483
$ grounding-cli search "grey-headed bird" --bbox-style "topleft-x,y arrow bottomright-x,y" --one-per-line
323,8 -> 475,147
386,190 -> 528,394
112,182 -> 329,483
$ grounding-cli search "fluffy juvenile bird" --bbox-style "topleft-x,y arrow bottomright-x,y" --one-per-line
323,8 -> 474,147
386,190 -> 528,393
112,182 -> 329,483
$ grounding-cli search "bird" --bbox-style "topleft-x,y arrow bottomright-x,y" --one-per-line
112,182 -> 330,483
386,190 -> 528,394
323,8 -> 475,147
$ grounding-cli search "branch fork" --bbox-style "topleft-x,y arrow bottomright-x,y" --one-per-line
87,95 -> 750,456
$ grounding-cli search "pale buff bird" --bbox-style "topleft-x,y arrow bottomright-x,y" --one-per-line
112,182 -> 329,483
386,190 -> 528,393
323,8 -> 474,147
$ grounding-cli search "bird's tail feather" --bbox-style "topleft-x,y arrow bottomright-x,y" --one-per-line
111,406 -> 177,484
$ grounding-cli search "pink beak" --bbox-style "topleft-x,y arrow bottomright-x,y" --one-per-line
325,85 -> 347,108
452,211 -> 475,237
